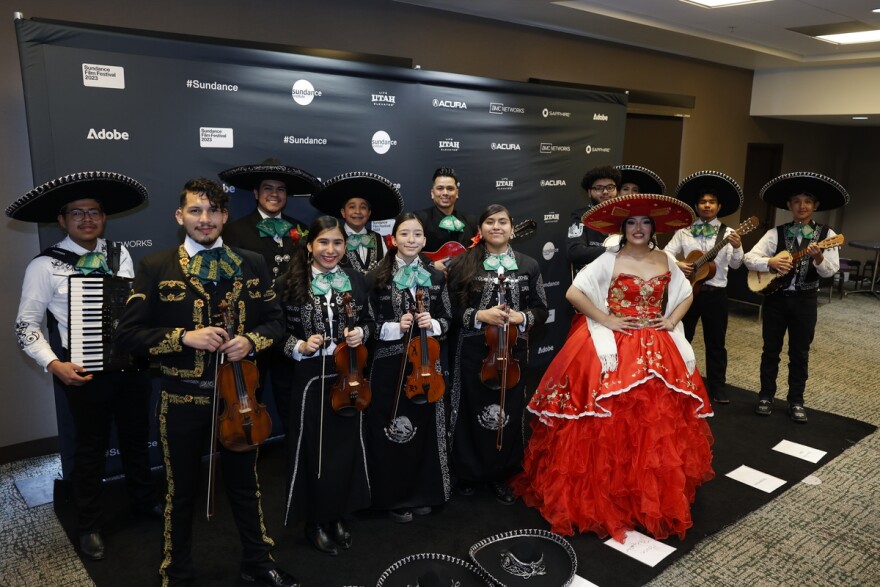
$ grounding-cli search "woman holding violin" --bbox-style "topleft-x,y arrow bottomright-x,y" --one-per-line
446,204 -> 548,505
365,212 -> 452,524
278,216 -> 374,556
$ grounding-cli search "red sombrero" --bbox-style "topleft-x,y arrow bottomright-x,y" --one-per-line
581,193 -> 694,234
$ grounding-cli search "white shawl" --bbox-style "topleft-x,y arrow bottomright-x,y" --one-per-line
573,249 -> 697,374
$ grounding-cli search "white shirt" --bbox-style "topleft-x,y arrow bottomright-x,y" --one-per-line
344,224 -> 388,264
290,266 -> 342,361
743,225 -> 839,291
379,256 -> 441,341
258,209 -> 284,245
15,236 -> 134,369
664,219 -> 743,288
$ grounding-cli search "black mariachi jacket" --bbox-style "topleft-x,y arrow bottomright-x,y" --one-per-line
115,245 -> 283,381
416,205 -> 479,254
340,229 -> 387,274
222,209 -> 308,282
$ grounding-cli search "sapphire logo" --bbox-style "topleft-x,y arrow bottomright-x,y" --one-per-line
584,145 -> 612,155
544,212 -> 560,223
489,102 -> 526,115
87,128 -> 129,140
491,142 -> 521,151
438,138 -> 460,152
372,130 -> 397,154
542,242 -> 559,261
540,143 -> 571,154
432,98 -> 467,109
496,178 -> 514,190
540,179 -> 566,187
291,79 -> 322,105
372,92 -> 396,106
593,113 -> 609,121
542,108 -> 571,118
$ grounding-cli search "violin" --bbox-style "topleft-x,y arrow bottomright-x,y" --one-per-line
215,300 -> 272,452
480,269 -> 521,391
403,290 -> 445,404
330,292 -> 372,416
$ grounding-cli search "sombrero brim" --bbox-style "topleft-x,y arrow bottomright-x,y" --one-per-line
675,170 -> 743,214
218,164 -> 320,195
469,529 -> 578,587
617,165 -> 666,195
760,172 -> 849,210
376,552 -> 492,587
311,172 -> 403,220
6,171 -> 148,223
581,193 -> 695,234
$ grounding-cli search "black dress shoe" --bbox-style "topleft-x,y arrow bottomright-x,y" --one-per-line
711,387 -> 730,404
755,399 -> 773,416
456,480 -> 475,496
491,481 -> 516,506
79,531 -> 105,561
789,404 -> 808,424
329,518 -> 352,550
304,523 -> 337,556
241,566 -> 301,587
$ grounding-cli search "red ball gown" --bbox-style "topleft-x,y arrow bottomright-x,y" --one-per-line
512,272 -> 714,542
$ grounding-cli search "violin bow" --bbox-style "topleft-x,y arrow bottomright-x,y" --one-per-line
206,302 -> 229,520
317,308 -> 332,480
389,297 -> 417,430
496,267 -> 509,452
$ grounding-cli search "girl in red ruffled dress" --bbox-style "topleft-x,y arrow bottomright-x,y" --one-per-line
512,194 -> 715,543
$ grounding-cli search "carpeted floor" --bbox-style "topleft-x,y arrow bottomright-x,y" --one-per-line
2,292 -> 879,586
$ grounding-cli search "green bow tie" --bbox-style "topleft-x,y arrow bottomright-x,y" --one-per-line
310,271 -> 352,296
347,233 -> 375,250
393,264 -> 433,289
438,215 -> 466,232
76,252 -> 111,276
189,248 -> 241,283
786,224 -> 814,240
483,253 -> 519,272
690,222 -> 717,239
257,217 -> 294,238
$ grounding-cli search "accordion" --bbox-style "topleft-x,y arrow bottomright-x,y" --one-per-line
68,275 -> 133,372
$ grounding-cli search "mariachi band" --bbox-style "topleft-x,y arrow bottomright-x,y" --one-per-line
9,161 -> 847,587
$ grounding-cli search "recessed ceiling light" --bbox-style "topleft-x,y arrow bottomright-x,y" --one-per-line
679,0 -> 773,7
816,30 -> 880,44
853,116 -> 869,120
873,9 -> 880,13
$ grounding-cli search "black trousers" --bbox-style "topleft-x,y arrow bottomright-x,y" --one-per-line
759,293 -> 818,405
157,386 -> 275,586
57,369 -> 154,533
682,288 -> 729,394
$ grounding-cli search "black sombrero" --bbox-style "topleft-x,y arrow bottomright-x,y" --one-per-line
6,171 -> 148,223
674,170 -> 743,215
581,193 -> 695,234
760,172 -> 850,210
218,158 -> 320,195
469,529 -> 578,587
616,165 -> 666,195
311,171 -> 403,220
376,552 -> 492,587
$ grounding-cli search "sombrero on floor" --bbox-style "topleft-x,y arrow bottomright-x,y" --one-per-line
616,165 -> 666,195
581,193 -> 695,234
760,172 -> 850,210
468,529 -> 578,587
5,171 -> 148,223
375,552 -> 492,587
218,158 -> 320,195
675,170 -> 743,215
311,171 -> 403,220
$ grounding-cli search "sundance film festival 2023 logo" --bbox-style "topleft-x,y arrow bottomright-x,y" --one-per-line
372,131 -> 397,154
291,79 -> 322,105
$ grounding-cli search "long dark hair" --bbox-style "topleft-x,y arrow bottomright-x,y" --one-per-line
280,215 -> 345,304
616,216 -> 658,251
448,204 -> 511,308
372,212 -> 426,290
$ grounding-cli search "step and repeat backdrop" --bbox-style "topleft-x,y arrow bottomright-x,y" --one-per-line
16,17 -> 626,475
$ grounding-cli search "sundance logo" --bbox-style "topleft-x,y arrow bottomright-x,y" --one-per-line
540,179 -> 566,187
539,143 -> 571,154
543,281 -> 561,288
283,135 -> 328,145
496,178 -> 514,190
489,102 -> 526,115
291,79 -> 322,105
200,127 -> 233,149
432,99 -> 467,109
372,130 -> 397,155
491,142 -> 521,151
544,212 -> 560,223
541,108 -> 571,118
542,242 -> 559,261
439,138 -> 460,152
593,113 -> 609,121
87,128 -> 129,140
372,92 -> 396,106
538,345 -> 555,354
584,145 -> 612,155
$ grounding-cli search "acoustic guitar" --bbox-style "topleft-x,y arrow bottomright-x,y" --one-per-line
747,233 -> 845,295
423,219 -> 537,263
683,216 -> 760,295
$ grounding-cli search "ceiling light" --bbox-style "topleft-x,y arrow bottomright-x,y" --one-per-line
853,116 -> 869,120
816,30 -> 880,44
679,0 -> 774,7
